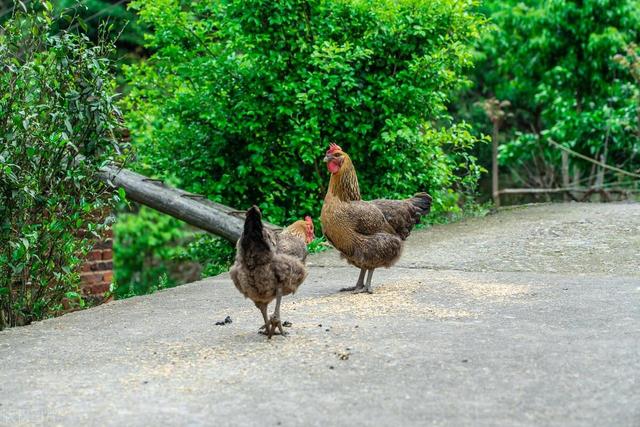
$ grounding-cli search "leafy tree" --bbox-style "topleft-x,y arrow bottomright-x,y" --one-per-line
53,0 -> 147,57
122,0 -> 486,226
469,0 -> 640,189
0,8 -> 127,328
1,1 -> 146,56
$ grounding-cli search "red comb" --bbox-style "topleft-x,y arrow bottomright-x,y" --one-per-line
326,143 -> 342,155
304,216 -> 313,224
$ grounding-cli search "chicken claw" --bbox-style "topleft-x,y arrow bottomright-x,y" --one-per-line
267,315 -> 287,339
255,302 -> 270,334
340,268 -> 366,292
259,321 -> 288,336
340,284 -> 364,292
341,269 -> 374,293
267,286 -> 287,339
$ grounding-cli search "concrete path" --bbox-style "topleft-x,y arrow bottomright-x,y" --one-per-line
1,203 -> 639,426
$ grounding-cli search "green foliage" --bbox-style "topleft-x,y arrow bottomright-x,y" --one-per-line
111,207 -> 184,298
0,9 -> 127,329
469,0 -> 640,187
1,1 -> 147,56
122,0 -> 486,227
112,206 -> 236,298
307,236 -> 331,254
614,42 -> 640,120
173,233 -> 236,278
54,0 -> 146,50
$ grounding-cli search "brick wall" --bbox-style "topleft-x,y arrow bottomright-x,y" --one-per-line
80,229 -> 114,297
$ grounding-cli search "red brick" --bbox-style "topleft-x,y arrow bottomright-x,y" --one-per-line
80,263 -> 93,273
80,272 -> 103,285
102,271 -> 113,283
88,261 -> 112,272
84,282 -> 110,295
87,250 -> 102,261
101,249 -> 113,261
94,239 -> 113,249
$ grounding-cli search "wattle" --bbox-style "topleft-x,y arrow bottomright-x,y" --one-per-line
327,161 -> 340,174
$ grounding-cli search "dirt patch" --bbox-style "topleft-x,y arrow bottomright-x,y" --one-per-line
290,278 -> 473,321
440,272 -> 533,301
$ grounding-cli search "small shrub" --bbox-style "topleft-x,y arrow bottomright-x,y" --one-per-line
0,8 -> 127,329
173,233 -> 236,278
112,206 -> 237,298
111,206 -> 185,298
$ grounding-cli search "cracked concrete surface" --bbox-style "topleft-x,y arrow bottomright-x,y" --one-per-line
1,202 -> 639,426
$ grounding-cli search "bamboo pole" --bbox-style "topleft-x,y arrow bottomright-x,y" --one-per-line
492,123 -> 500,208
548,139 -> 640,179
561,151 -> 570,201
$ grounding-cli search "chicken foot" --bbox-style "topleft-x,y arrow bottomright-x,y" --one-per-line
255,302 -> 270,333
340,268 -> 366,292
353,269 -> 374,294
256,301 -> 286,336
267,286 -> 286,338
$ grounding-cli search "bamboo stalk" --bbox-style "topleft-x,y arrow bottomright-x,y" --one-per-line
492,123 -> 500,207
561,151 -> 570,201
498,187 -> 640,195
548,139 -> 640,179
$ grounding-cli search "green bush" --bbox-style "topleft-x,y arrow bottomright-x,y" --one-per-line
112,206 -> 184,298
0,8 -> 127,329
122,0 -> 486,226
112,206 -> 236,298
469,0 -> 640,188
1,1 -> 148,54
54,0 -> 147,51
173,233 -> 236,278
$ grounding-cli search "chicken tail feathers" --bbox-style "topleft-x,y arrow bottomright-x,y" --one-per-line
410,192 -> 432,218
240,205 -> 271,256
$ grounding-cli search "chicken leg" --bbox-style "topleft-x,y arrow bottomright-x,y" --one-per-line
268,286 -> 286,338
256,302 -> 270,334
353,269 -> 374,294
340,268 -> 366,292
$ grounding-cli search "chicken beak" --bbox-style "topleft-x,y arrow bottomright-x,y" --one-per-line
323,155 -> 332,162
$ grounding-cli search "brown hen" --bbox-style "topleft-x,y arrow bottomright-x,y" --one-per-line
230,206 -> 313,337
320,143 -> 432,293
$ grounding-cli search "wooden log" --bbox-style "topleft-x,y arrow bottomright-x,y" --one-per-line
98,164 -> 279,243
